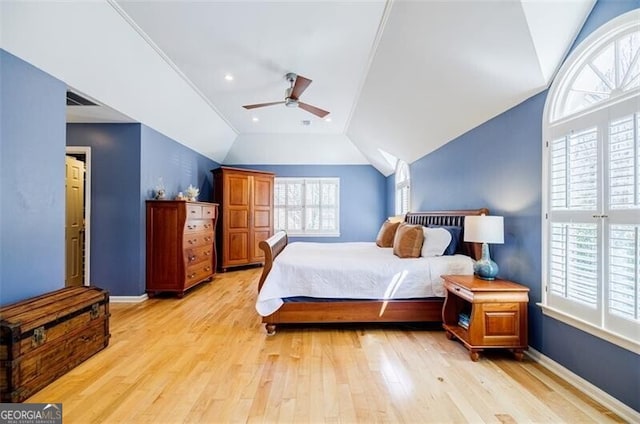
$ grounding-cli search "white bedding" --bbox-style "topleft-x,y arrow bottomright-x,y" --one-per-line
256,242 -> 474,316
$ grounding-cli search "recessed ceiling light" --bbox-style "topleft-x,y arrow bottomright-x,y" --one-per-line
224,74 -> 234,81
324,117 -> 332,122
252,117 -> 259,122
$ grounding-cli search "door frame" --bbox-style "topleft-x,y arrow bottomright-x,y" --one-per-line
65,146 -> 91,286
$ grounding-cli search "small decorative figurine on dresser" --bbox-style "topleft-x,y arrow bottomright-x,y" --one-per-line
154,177 -> 166,199
185,184 -> 199,201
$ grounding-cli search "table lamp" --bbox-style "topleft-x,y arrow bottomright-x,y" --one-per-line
464,215 -> 504,280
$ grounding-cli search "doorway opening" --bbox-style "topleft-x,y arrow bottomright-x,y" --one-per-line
65,146 -> 91,287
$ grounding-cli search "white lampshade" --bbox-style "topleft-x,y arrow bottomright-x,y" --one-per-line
464,215 -> 504,244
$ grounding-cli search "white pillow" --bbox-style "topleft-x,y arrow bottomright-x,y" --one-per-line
421,227 -> 452,257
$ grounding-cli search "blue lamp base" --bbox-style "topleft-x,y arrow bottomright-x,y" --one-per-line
474,243 -> 499,280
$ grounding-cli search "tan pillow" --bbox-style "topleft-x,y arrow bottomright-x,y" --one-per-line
376,220 -> 400,247
393,223 -> 424,258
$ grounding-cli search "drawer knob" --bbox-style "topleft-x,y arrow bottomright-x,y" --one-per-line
205,267 -> 211,272
191,210 -> 196,214
188,239 -> 197,244
189,255 -> 196,262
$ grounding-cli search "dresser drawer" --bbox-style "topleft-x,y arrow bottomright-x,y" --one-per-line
185,261 -> 213,287
185,220 -> 208,233
186,204 -> 202,219
202,205 -> 216,220
184,245 -> 214,266
183,231 -> 214,248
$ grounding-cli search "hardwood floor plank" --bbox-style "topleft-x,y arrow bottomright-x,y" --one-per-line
25,268 -> 626,423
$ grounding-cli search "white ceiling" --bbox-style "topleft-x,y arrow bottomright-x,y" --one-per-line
1,0 -> 595,175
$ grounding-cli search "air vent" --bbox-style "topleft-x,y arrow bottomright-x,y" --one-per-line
66,91 -> 97,106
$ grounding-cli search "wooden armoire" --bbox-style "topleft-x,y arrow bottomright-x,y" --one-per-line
212,167 -> 274,271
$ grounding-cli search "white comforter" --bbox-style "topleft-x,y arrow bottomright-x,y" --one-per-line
256,242 -> 474,316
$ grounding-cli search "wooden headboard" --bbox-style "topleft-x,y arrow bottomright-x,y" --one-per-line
405,208 -> 489,260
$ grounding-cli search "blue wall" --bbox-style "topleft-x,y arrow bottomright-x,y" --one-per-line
397,1 -> 640,412
229,165 -> 387,243
0,50 -> 67,305
140,126 -> 219,202
66,124 -> 220,296
140,125 -> 220,293
66,123 -> 143,296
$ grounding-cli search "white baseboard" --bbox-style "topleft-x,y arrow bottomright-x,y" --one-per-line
109,294 -> 148,303
526,347 -> 640,422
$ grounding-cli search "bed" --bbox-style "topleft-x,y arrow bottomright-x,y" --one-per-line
256,209 -> 488,335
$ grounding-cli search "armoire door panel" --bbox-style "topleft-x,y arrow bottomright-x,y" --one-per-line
251,230 -> 270,261
253,178 -> 273,207
253,209 -> 271,228
227,233 -> 249,263
227,176 -> 249,206
228,209 -> 249,229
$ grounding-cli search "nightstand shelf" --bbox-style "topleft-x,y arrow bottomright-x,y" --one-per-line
441,275 -> 529,361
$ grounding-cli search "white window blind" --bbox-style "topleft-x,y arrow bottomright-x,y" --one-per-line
609,225 -> 639,321
274,178 -> 340,237
543,12 -> 640,351
395,160 -> 410,215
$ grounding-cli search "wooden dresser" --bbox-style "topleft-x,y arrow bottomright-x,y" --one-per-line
146,200 -> 218,297
212,167 -> 274,271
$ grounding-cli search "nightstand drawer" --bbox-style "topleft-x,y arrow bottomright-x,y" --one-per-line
445,282 -> 473,302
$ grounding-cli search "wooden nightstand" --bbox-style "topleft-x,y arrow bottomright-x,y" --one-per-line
441,275 -> 529,361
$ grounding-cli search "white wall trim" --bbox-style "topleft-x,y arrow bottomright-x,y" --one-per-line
110,294 -> 148,303
525,347 -> 640,423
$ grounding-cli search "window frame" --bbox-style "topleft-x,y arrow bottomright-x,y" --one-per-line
273,177 -> 340,237
541,9 -> 640,354
395,160 -> 411,216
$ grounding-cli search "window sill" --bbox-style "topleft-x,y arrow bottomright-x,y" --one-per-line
538,303 -> 640,355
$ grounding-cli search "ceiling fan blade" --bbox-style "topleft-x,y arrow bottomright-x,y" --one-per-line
290,75 -> 312,100
242,101 -> 285,110
298,102 -> 330,118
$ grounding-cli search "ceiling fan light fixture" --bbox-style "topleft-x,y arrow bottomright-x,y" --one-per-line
285,98 -> 299,108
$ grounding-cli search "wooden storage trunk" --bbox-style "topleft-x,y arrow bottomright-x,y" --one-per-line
0,286 -> 110,402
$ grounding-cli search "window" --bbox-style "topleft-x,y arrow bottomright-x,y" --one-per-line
274,178 -> 340,237
395,160 -> 410,215
542,9 -> 640,353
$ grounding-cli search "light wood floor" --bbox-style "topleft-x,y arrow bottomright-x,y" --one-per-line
28,268 -> 623,423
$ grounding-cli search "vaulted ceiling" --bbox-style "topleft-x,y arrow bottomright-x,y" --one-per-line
1,0 -> 595,175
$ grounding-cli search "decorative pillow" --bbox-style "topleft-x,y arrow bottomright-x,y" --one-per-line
428,225 -> 463,255
376,220 -> 400,247
421,227 -> 452,257
393,223 -> 424,258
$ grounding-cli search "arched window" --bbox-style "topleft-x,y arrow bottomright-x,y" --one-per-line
542,9 -> 640,353
395,160 -> 410,215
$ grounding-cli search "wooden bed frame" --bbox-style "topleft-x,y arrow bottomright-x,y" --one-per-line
257,209 -> 489,335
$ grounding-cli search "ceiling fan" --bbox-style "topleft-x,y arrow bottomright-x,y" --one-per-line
243,73 -> 330,118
